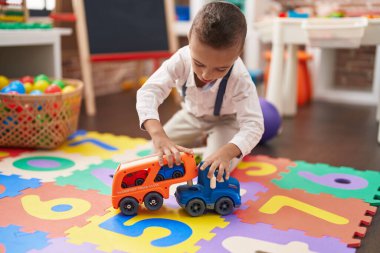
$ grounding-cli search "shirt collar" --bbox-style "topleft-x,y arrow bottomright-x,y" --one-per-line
186,66 -> 222,91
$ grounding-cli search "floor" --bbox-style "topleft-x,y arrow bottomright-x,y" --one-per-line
79,90 -> 380,253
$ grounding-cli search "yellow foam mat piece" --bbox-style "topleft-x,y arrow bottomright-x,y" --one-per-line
66,207 -> 228,253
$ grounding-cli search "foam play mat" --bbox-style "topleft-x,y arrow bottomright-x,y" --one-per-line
0,130 -> 379,253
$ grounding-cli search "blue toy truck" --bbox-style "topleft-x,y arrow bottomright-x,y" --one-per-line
175,165 -> 241,216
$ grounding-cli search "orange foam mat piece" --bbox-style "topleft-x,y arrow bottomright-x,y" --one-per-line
232,155 -> 295,184
0,182 -> 110,238
236,184 -> 377,248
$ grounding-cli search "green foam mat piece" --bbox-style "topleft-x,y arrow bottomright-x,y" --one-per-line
272,161 -> 380,206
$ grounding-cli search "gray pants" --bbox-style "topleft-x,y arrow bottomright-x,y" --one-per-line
163,109 -> 242,171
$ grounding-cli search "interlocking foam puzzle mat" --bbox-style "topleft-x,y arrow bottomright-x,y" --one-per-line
0,130 -> 379,253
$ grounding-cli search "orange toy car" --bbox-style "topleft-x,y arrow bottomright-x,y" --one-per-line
112,152 -> 197,215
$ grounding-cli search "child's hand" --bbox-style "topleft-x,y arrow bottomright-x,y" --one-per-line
143,119 -> 193,168
152,134 -> 193,168
199,151 -> 231,183
199,143 -> 241,186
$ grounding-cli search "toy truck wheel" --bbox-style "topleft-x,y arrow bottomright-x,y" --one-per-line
155,174 -> 164,182
172,170 -> 183,178
135,178 -> 144,186
144,192 -> 163,211
186,198 -> 206,217
215,197 -> 234,216
120,197 -> 139,215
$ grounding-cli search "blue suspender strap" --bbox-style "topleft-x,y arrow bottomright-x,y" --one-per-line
182,82 -> 187,98
213,65 -> 233,116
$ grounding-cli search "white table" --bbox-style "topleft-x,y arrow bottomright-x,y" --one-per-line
0,28 -> 72,78
255,17 -> 380,143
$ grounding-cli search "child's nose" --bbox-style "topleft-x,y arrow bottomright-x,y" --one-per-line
202,70 -> 213,81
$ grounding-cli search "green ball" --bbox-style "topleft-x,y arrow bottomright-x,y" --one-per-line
34,74 -> 50,83
52,80 -> 66,89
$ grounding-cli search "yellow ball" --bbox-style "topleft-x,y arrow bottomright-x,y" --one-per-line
33,80 -> 50,92
0,75 -> 9,89
23,82 -> 33,94
62,85 -> 76,93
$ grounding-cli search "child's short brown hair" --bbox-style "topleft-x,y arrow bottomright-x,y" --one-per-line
189,1 -> 247,50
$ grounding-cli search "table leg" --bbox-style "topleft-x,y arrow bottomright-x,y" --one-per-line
375,46 -> 380,143
375,46 -> 380,122
313,48 -> 336,100
266,20 -> 284,115
52,37 -> 62,78
283,44 -> 298,116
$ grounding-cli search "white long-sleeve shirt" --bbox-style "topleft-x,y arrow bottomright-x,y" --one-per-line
136,46 -> 264,156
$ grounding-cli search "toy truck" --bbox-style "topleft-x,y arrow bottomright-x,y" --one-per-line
112,153 -> 197,215
175,164 -> 241,217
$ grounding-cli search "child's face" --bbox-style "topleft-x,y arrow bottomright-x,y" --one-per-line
189,33 -> 241,84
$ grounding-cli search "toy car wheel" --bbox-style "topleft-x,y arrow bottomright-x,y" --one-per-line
119,197 -> 139,215
186,198 -> 206,217
155,174 -> 164,182
172,170 -> 183,178
144,192 -> 163,211
215,197 -> 234,216
135,178 -> 144,186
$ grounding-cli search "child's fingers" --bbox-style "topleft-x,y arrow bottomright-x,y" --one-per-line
157,151 -> 164,166
163,148 -> 173,168
176,145 -> 194,154
210,175 -> 216,189
208,162 -> 219,179
170,147 -> 182,165
225,169 -> 230,180
216,166 -> 225,182
199,160 -> 210,171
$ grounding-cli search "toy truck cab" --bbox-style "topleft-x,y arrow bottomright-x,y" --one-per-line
175,165 -> 241,217
112,153 -> 197,215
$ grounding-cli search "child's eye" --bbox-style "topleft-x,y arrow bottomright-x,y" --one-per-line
216,68 -> 227,72
194,61 -> 204,67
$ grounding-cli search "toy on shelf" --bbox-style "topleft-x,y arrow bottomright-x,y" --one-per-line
0,0 -> 28,22
175,163 -> 241,217
112,153 -> 198,216
0,21 -> 52,29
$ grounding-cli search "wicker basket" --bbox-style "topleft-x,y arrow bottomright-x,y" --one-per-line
0,79 -> 83,149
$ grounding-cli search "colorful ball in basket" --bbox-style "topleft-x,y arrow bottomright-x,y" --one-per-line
0,75 -> 9,89
34,74 -> 50,83
62,85 -> 76,93
30,90 -> 43,95
23,82 -> 33,94
52,80 -> 66,89
20,76 -> 34,84
45,84 -> 61,94
9,81 -> 25,94
33,80 -> 50,92
1,86 -> 12,94
259,97 -> 281,143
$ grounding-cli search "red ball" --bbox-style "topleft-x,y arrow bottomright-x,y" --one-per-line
20,76 -> 34,84
45,84 -> 61,94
